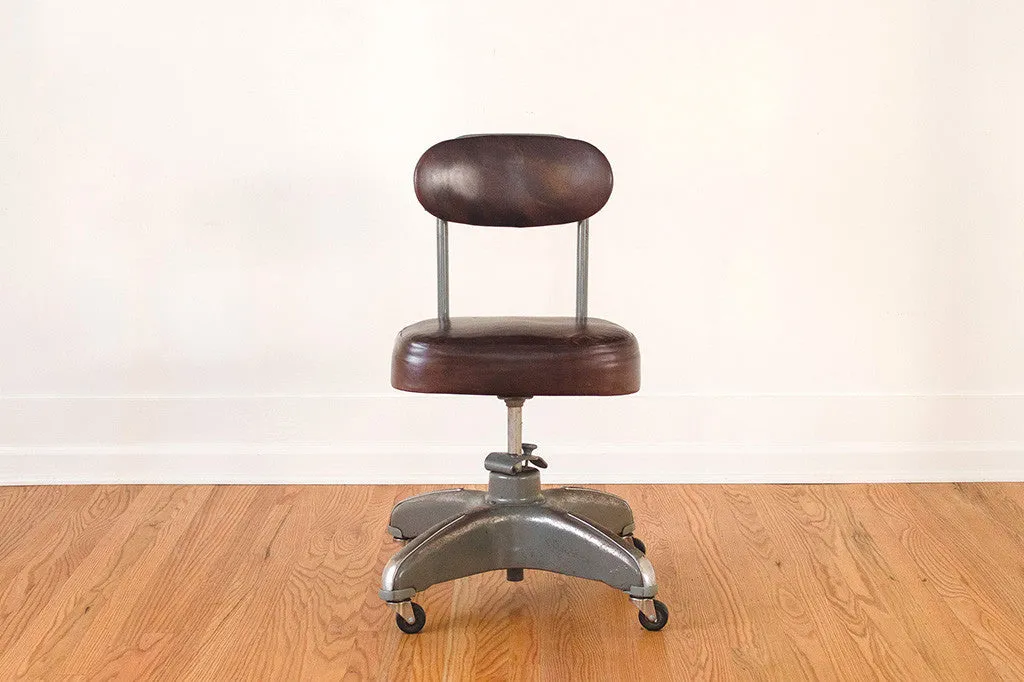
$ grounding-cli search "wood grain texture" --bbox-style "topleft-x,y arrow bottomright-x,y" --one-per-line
0,483 -> 1022,680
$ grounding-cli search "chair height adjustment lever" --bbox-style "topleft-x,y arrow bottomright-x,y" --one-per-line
484,444 -> 547,475
521,443 -> 548,469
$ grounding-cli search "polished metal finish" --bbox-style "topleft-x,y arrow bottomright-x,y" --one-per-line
520,443 -> 547,469
486,469 -> 542,504
631,597 -> 658,622
387,488 -> 486,540
380,399 -> 663,614
544,486 -> 636,536
389,600 -> 417,624
504,397 -> 526,455
436,218 -> 450,324
379,503 -> 656,602
484,451 -> 526,476
575,218 -> 589,322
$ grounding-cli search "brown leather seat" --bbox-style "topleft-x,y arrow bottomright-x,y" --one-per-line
392,316 -> 640,396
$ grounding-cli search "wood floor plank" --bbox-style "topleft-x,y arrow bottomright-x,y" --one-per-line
915,483 -> 1024,571
175,485 -> 325,680
748,485 -> 915,678
0,486 -> 77,559
56,486 -> 271,679
959,483 -> 1024,546
0,486 -> 205,679
0,486 -> 121,579
261,485 -> 397,681
713,484 -> 844,680
0,483 -> 1022,679
667,485 -> 763,681
991,481 -> 1024,506
831,484 -> 999,680
0,487 -> 142,659
865,483 -> 1024,679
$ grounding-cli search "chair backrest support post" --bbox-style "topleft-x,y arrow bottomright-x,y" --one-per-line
437,218 -> 450,325
435,217 -> 590,324
576,218 -> 589,323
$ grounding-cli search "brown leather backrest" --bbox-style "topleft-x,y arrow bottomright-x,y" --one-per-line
414,134 -> 613,227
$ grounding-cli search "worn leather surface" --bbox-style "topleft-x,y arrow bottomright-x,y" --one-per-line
391,317 -> 640,396
414,135 -> 613,227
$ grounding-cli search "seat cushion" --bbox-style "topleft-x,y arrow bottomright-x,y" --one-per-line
391,317 -> 640,396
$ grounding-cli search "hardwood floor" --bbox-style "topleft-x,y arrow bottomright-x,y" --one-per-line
1,483 -> 1023,680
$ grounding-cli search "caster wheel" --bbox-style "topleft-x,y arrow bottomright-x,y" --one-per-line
395,602 -> 426,634
631,536 -> 647,555
638,600 -> 669,631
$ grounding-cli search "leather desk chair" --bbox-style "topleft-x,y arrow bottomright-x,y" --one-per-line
380,134 -> 668,634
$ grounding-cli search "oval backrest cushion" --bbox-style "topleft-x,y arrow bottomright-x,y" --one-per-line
414,134 -> 613,227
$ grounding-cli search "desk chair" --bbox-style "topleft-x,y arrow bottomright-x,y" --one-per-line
380,134 -> 668,634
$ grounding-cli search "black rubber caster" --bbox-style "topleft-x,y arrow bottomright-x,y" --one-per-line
631,536 -> 647,555
395,602 -> 426,634
638,600 -> 669,631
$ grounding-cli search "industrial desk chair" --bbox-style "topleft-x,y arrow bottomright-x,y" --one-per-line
380,134 -> 668,633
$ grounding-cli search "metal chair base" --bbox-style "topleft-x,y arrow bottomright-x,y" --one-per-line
379,464 -> 658,604
379,398 -> 666,631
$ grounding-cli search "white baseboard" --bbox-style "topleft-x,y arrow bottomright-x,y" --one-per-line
2,394 -> 1022,484
1,442 -> 1022,485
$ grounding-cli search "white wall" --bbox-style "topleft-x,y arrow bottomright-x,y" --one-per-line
2,0 -> 1023,483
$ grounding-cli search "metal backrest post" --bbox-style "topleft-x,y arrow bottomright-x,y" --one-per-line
436,218 -> 450,324
436,216 -> 591,324
576,218 -> 589,323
